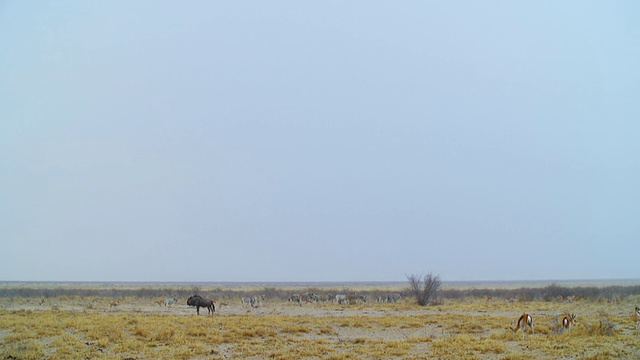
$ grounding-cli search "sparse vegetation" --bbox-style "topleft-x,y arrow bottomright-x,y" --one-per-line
0,282 -> 639,359
407,272 -> 442,306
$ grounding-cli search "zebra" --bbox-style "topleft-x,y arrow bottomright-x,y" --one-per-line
163,296 -> 178,306
241,296 -> 253,307
383,293 -> 401,303
323,293 -> 334,303
335,294 -> 348,304
347,293 -> 367,304
251,295 -> 265,308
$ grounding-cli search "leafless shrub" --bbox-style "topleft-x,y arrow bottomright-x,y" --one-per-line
406,273 -> 441,306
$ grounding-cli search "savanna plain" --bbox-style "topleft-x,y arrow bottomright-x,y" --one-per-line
1,281 -> 639,360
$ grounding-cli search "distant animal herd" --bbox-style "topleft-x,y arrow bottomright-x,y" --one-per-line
77,293 -> 640,339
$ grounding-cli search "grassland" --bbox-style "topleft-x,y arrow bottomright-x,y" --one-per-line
1,282 -> 639,359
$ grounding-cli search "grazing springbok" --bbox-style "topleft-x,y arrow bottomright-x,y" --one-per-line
109,300 -> 120,308
187,295 -> 215,315
163,296 -> 178,307
561,313 -> 577,332
510,314 -> 534,340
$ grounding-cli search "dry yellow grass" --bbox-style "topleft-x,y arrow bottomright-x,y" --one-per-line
0,293 -> 639,359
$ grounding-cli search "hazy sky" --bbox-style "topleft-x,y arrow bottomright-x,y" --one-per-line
1,1 -> 639,282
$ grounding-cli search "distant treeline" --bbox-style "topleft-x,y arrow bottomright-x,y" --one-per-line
439,283 -> 640,302
1,283 -> 639,302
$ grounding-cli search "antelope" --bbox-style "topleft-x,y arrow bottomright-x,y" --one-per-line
635,306 -> 640,331
510,314 -> 534,340
561,313 -> 577,332
109,300 -> 119,308
565,296 -> 576,303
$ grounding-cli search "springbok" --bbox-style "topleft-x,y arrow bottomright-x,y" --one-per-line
109,300 -> 120,308
635,306 -> 640,331
561,313 -> 577,332
510,314 -> 534,340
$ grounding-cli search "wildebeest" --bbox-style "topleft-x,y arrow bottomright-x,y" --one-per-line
187,295 -> 215,315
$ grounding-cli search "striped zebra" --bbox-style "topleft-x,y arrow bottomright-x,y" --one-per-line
335,294 -> 347,304
163,296 -> 178,306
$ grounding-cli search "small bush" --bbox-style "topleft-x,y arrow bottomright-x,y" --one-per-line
407,272 -> 441,306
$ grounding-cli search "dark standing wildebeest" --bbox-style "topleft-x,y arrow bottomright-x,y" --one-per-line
187,295 -> 215,315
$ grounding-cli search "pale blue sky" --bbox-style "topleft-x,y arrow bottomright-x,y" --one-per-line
1,1 -> 639,282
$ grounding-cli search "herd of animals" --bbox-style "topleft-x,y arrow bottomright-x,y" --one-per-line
509,306 -> 640,340
161,294 -> 640,340
33,295 -> 640,339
